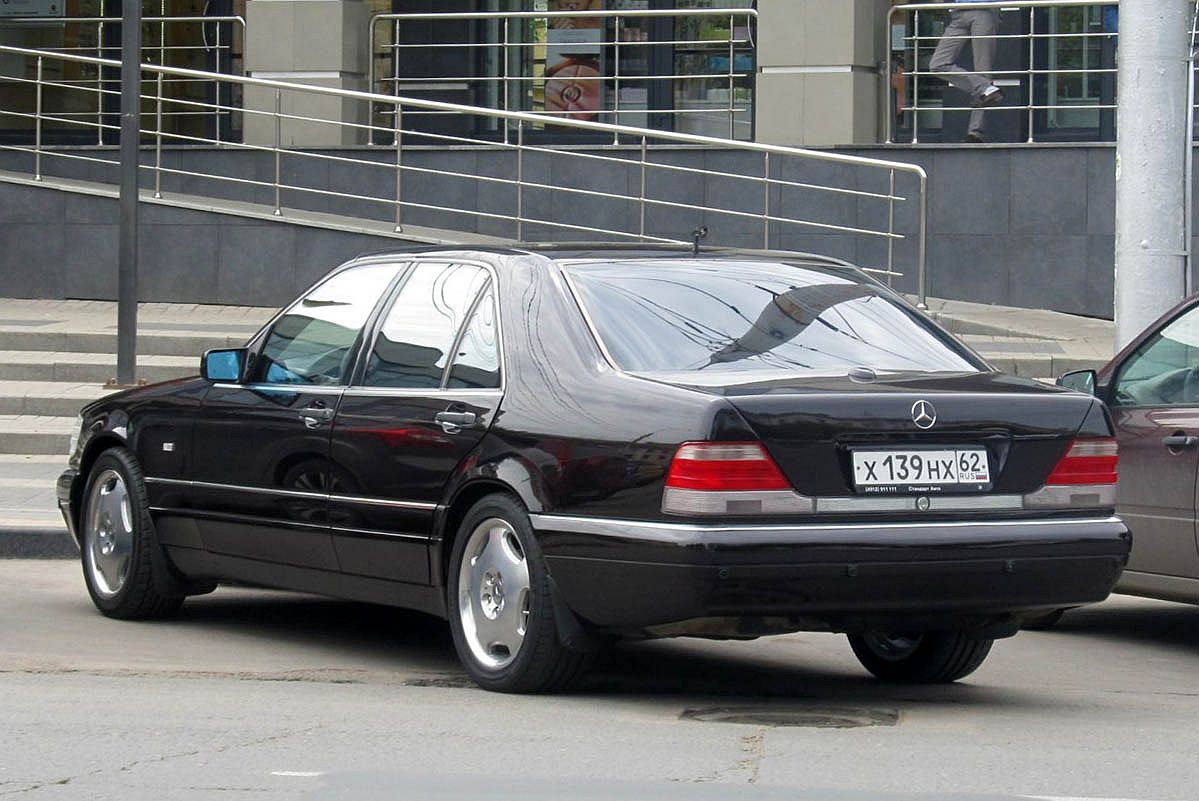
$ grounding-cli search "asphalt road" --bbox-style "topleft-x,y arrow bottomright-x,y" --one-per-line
2,561 -> 1198,801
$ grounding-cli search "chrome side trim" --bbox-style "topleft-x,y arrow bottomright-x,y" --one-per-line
145,476 -> 439,511
328,525 -> 431,543
212,382 -> 345,395
528,513 -> 1126,544
146,476 -> 327,502
148,506 -> 329,531
341,387 -> 503,399
331,494 -> 438,511
144,476 -> 191,488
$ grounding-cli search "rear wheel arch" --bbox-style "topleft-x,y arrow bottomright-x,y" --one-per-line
436,479 -> 527,587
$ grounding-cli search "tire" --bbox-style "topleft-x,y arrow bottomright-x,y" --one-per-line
79,447 -> 184,620
446,493 -> 591,693
1021,608 -> 1066,631
847,629 -> 993,684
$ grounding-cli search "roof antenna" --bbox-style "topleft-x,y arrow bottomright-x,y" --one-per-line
691,225 -> 708,256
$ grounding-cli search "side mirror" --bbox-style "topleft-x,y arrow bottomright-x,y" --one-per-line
1057,369 -> 1097,396
201,348 -> 246,382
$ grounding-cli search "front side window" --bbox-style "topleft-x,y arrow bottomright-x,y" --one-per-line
252,263 -> 402,385
364,263 -> 490,389
566,259 -> 980,380
1112,306 -> 1199,407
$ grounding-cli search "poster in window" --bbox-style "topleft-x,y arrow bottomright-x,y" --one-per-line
546,0 -> 604,121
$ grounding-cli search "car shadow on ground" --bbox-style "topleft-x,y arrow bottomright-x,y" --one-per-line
579,640 -> 1039,710
167,589 -> 1058,710
170,590 -> 458,672
1041,597 -> 1199,652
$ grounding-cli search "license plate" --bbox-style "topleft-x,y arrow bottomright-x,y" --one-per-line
852,448 -> 991,494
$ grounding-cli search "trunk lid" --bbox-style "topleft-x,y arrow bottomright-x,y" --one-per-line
653,371 -> 1095,497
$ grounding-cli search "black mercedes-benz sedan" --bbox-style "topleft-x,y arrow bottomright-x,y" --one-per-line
58,245 -> 1130,692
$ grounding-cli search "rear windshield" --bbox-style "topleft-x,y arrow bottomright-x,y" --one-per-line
565,260 -> 979,377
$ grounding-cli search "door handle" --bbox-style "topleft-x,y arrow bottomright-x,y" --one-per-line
1162,434 -> 1199,449
435,410 -> 477,433
299,402 -> 335,429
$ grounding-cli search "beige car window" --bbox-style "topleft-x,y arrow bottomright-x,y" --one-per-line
1113,306 -> 1199,407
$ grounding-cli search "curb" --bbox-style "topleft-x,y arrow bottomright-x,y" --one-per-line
0,527 -> 77,559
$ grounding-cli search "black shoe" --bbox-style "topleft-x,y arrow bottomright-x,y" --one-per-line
974,86 -> 1005,108
962,132 -> 986,144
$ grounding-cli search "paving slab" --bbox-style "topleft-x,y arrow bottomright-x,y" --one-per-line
0,456 -> 70,556
0,415 -> 78,456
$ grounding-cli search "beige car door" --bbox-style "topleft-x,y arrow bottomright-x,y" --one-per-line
1108,306 -> 1199,579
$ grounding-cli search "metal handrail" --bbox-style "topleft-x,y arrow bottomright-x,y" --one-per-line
0,14 -> 246,144
886,0 -> 1119,144
369,8 -> 757,143
0,43 -> 928,306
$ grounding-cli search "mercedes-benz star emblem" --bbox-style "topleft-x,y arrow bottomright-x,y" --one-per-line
911,400 -> 937,430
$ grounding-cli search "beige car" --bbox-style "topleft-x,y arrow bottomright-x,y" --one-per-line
1034,296 -> 1199,628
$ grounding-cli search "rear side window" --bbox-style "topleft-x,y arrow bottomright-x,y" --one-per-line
447,289 -> 501,389
364,263 -> 490,388
566,260 -> 979,377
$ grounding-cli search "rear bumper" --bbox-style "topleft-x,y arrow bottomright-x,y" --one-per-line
531,514 -> 1130,629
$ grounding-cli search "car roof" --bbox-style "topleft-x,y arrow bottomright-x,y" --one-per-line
348,243 -> 861,271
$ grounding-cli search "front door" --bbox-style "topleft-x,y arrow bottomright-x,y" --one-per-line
1109,303 -> 1199,579
189,261 -> 403,570
329,260 -> 502,584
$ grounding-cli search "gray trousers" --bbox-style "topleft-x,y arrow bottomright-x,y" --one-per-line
929,9 -> 999,135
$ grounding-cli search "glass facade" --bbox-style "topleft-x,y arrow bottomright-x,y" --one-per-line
890,4 -> 1119,144
369,0 -> 755,143
0,0 -> 244,144
0,1 -> 1150,148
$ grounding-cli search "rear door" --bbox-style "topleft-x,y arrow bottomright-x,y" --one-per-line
189,261 -> 404,569
328,260 -> 502,584
1107,304 -> 1199,579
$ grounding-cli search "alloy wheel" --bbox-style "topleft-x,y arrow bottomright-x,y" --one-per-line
83,469 -> 135,599
457,517 -> 531,670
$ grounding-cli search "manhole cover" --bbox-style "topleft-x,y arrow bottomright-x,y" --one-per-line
681,706 -> 899,728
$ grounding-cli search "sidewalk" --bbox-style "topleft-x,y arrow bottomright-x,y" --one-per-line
0,295 -> 1115,558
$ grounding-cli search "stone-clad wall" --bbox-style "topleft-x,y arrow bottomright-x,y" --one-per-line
0,145 -> 1153,317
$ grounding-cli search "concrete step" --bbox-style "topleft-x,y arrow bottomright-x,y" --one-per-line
961,335 -> 1110,379
0,381 -> 115,417
0,415 -> 76,456
976,354 -> 1109,379
0,329 -> 253,357
0,351 -> 197,384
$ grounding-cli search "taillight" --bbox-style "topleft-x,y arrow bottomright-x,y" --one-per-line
1045,438 -> 1118,485
662,442 -> 812,516
1023,437 -> 1118,510
665,443 -> 789,491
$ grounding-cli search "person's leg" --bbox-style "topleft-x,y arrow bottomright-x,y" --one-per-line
929,12 -> 977,96
968,10 -> 1000,136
